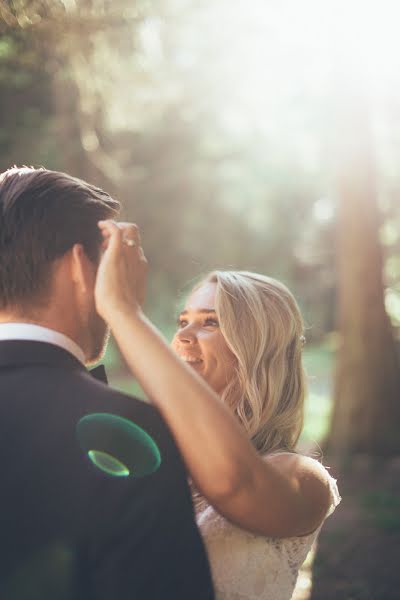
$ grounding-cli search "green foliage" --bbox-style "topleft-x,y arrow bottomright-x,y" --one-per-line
300,344 -> 334,445
0,1 -> 340,333
0,24 -> 54,168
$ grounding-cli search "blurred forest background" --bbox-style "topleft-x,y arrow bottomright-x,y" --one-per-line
1,1 -> 400,598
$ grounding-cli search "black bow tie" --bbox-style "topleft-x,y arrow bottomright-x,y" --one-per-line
89,364 -> 108,384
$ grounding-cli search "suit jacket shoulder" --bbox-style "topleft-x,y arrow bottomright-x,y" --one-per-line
0,341 -> 214,600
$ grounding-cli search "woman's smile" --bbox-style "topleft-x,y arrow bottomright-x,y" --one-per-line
171,282 -> 236,394
179,354 -> 203,366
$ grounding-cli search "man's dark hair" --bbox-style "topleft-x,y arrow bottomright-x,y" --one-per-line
0,166 -> 120,310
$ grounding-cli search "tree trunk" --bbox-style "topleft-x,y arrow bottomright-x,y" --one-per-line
51,67 -> 92,180
328,102 -> 400,457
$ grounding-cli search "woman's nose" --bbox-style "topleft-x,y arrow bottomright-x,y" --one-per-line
176,324 -> 197,344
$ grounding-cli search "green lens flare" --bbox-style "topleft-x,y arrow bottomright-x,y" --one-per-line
88,450 -> 130,477
77,413 -> 161,478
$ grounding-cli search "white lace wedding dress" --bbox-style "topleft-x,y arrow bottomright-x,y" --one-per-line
196,457 -> 341,600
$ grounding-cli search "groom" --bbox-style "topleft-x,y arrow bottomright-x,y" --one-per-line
0,167 -> 214,599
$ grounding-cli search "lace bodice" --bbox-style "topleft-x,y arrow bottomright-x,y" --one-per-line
196,459 -> 340,600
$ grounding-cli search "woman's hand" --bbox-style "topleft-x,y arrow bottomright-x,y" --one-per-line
94,220 -> 148,322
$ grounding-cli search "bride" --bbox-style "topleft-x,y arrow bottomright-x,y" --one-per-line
94,220 -> 340,600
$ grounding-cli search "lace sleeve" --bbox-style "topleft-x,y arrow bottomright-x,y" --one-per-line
303,456 -> 341,517
324,467 -> 341,516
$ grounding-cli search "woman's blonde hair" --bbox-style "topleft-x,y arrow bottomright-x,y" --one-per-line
197,270 -> 306,455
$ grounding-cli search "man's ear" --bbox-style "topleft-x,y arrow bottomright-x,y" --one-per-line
70,243 -> 95,293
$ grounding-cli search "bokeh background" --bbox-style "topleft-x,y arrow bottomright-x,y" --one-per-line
1,1 -> 400,598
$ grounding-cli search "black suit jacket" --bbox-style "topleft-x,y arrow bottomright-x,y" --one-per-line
0,340 -> 214,600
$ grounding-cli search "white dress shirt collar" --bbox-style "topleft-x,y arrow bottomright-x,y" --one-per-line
0,323 -> 85,365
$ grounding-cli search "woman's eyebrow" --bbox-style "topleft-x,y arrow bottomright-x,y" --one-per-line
179,309 -> 217,317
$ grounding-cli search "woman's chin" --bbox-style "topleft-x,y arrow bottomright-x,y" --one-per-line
189,361 -> 210,383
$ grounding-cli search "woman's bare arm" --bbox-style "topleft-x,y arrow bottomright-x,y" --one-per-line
95,220 -> 331,537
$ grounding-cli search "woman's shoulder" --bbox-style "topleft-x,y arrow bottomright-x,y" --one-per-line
263,451 -> 341,519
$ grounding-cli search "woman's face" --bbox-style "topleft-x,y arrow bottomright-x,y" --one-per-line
171,282 -> 237,395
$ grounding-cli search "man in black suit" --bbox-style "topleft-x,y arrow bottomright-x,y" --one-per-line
0,167 -> 214,599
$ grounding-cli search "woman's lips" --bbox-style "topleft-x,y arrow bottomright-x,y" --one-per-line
179,354 -> 203,366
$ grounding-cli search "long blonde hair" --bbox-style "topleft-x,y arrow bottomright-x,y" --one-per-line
197,271 -> 306,454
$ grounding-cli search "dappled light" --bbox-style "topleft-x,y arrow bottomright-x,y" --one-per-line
1,1 -> 400,598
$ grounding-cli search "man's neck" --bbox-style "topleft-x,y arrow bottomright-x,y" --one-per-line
0,311 -> 80,344
0,318 -> 86,365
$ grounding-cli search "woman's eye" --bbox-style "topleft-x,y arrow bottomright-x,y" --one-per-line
204,318 -> 219,327
177,316 -> 218,328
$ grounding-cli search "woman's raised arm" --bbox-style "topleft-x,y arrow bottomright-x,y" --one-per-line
94,220 -> 331,538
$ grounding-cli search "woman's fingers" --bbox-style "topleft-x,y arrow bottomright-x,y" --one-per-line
96,219 -> 148,312
97,221 -> 146,272
118,222 -> 141,244
98,220 -> 122,255
98,220 -> 140,252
